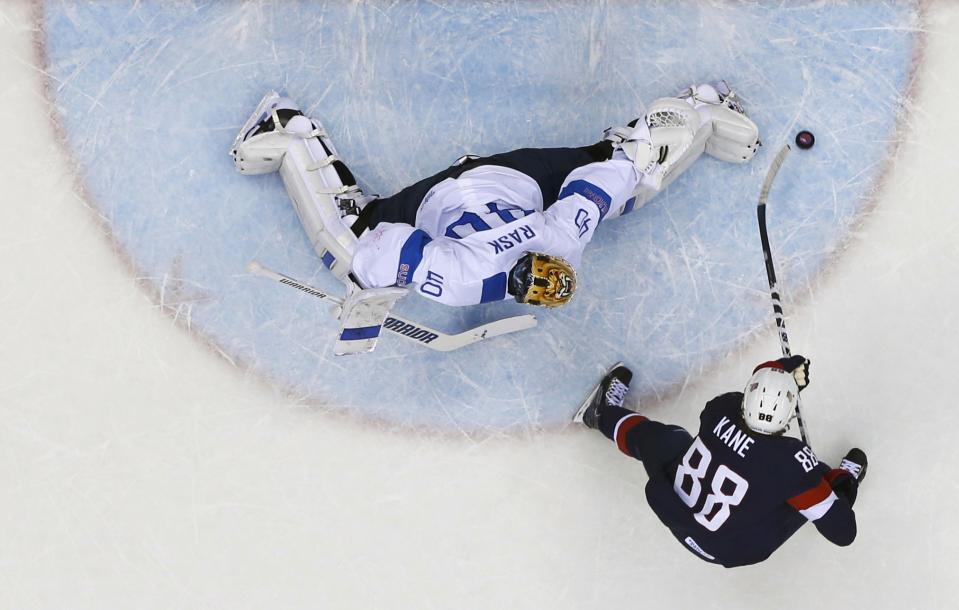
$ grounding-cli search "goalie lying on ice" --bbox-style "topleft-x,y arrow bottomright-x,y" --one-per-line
230,82 -> 759,308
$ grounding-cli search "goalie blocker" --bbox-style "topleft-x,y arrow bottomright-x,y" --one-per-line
246,262 -> 537,353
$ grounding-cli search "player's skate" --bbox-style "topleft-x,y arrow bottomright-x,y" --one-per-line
231,91 -> 374,281
603,81 -> 760,216
573,363 -> 633,429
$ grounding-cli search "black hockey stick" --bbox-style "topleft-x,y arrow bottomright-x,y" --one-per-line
757,144 -> 811,447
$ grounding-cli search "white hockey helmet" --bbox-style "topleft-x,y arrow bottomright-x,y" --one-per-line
741,365 -> 799,435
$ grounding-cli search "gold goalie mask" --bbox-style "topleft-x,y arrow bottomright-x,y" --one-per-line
507,252 -> 577,307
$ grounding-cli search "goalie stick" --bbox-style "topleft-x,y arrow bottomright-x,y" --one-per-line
247,261 -> 537,352
757,144 -> 812,447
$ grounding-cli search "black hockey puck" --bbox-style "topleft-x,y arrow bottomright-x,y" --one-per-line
795,130 -> 815,150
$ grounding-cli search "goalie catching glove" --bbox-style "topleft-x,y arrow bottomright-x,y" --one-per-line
606,81 -> 760,193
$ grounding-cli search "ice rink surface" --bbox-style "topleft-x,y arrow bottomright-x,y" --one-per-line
38,1 -> 918,431
1,0 -> 958,608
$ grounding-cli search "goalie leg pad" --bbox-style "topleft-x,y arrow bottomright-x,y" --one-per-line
681,82 -> 760,164
232,92 -> 374,280
277,113 -> 371,279
700,103 -> 760,163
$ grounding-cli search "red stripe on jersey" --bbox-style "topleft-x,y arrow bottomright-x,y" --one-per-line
615,414 -> 648,455
753,360 -> 785,374
788,478 -> 832,510
825,468 -> 850,484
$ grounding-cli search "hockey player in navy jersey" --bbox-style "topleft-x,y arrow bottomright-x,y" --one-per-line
231,82 -> 760,308
573,357 -> 867,568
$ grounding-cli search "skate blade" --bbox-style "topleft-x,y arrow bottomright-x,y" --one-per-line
572,361 -> 625,423
231,90 -> 281,151
572,382 -> 601,423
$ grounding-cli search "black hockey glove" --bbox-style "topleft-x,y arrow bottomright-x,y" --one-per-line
829,448 -> 868,506
829,471 -> 858,505
778,355 -> 810,392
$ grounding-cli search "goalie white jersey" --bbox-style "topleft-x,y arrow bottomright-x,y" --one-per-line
351,159 -> 641,306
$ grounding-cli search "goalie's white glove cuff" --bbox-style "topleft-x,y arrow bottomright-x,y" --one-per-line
619,137 -> 656,174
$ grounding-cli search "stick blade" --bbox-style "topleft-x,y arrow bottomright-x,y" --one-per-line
426,314 -> 537,351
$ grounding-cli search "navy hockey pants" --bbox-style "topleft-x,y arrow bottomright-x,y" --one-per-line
599,405 -> 728,566
598,405 -> 694,477
352,140 -> 614,234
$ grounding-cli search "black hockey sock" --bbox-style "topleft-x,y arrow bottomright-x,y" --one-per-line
579,140 -> 615,162
598,404 -> 639,441
351,200 -> 378,237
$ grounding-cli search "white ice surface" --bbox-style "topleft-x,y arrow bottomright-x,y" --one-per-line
2,1 -> 958,609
